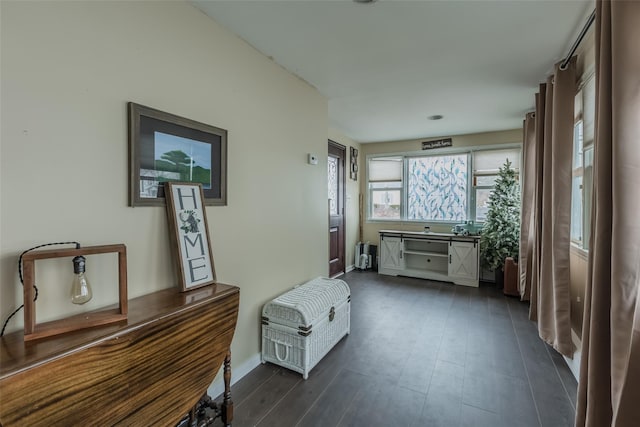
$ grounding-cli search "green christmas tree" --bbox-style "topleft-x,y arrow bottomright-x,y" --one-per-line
480,159 -> 521,271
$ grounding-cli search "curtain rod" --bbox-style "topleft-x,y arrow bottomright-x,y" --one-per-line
560,9 -> 596,70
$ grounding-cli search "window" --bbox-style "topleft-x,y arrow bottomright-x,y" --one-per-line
369,157 -> 402,219
407,154 -> 468,221
571,75 -> 595,250
473,148 -> 521,222
367,146 -> 521,223
571,122 -> 584,242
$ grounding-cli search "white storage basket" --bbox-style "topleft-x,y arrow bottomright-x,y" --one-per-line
261,277 -> 351,379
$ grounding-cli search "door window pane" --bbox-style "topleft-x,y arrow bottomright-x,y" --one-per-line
328,156 -> 338,215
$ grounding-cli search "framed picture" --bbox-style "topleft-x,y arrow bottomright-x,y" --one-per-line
128,102 -> 227,207
164,182 -> 216,291
350,146 -> 358,181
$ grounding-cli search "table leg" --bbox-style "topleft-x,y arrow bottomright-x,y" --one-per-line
221,350 -> 233,427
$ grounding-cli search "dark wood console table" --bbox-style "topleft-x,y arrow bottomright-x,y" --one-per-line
0,283 -> 240,426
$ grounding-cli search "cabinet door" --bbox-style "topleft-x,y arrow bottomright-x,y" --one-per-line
448,241 -> 478,280
380,236 -> 404,270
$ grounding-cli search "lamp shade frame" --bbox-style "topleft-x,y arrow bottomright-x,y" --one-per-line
21,244 -> 128,341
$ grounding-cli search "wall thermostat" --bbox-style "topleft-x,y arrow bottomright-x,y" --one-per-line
308,154 -> 318,165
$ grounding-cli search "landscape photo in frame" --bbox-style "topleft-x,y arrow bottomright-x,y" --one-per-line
128,102 -> 227,207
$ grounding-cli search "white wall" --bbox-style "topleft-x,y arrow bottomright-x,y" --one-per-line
0,0 -> 328,372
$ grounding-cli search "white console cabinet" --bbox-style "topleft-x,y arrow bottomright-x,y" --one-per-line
378,230 -> 480,287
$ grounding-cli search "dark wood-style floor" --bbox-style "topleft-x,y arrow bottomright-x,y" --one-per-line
225,271 -> 577,427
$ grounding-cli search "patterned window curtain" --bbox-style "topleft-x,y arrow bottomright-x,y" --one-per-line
576,1 -> 640,425
407,155 -> 467,221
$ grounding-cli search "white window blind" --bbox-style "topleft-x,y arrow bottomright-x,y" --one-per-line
473,148 -> 521,174
583,75 -> 595,146
369,157 -> 402,182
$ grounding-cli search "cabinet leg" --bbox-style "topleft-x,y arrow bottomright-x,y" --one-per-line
221,350 -> 233,427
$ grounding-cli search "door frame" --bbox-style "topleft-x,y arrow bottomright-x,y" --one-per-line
328,140 -> 346,277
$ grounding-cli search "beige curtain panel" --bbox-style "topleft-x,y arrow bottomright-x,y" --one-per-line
576,1 -> 640,426
521,63 -> 575,358
537,61 -> 575,358
528,89 -> 545,323
519,112 -> 536,302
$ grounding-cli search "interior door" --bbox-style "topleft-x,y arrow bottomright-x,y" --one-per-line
328,140 -> 346,277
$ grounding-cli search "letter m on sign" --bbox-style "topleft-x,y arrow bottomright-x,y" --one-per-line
183,233 -> 206,258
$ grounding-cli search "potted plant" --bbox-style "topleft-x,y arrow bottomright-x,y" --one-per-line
479,159 -> 520,289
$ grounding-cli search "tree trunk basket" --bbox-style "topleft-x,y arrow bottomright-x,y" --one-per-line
503,257 -> 519,297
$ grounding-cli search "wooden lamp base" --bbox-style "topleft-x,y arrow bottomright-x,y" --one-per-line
21,244 -> 128,341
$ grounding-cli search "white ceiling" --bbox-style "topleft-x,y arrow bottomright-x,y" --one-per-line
192,0 -> 594,143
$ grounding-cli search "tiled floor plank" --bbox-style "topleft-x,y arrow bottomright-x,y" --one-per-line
221,271 -> 577,427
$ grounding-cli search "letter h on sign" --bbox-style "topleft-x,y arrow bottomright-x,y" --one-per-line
176,187 -> 199,210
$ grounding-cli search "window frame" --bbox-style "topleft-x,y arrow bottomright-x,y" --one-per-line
571,120 -> 585,246
405,152 -> 471,222
369,184 -> 403,220
570,72 -> 595,252
473,173 -> 497,223
366,143 -> 522,225
368,157 -> 404,220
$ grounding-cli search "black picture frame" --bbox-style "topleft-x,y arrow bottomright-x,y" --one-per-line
128,102 -> 227,206
350,146 -> 358,181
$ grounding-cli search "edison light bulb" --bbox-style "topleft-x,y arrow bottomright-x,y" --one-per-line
70,255 -> 92,304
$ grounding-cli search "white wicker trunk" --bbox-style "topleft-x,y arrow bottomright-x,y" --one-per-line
261,277 -> 351,379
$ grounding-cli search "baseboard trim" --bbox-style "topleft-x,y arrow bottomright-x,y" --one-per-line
563,329 -> 581,381
346,264 -> 355,273
207,352 -> 262,398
